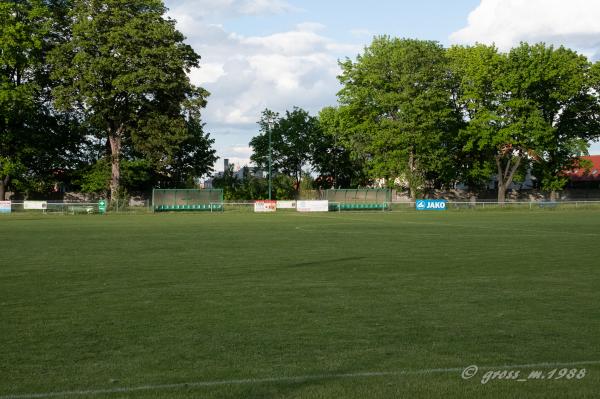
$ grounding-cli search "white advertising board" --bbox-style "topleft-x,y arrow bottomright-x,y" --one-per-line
277,200 -> 296,209
0,201 -> 11,214
296,200 -> 329,212
24,201 -> 47,210
254,200 -> 277,213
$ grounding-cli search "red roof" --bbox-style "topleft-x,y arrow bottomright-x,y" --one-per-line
565,155 -> 600,182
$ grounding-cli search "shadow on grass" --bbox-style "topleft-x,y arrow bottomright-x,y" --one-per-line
287,257 -> 367,268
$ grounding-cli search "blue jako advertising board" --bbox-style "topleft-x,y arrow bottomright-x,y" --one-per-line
415,199 -> 448,211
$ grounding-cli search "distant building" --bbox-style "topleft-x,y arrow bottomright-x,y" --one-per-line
202,159 -> 265,188
564,155 -> 600,189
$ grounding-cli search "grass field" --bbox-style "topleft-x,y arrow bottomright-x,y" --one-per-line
1,209 -> 600,398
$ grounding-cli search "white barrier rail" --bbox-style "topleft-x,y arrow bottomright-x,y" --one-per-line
3,199 -> 600,216
389,200 -> 600,210
7,201 -> 101,215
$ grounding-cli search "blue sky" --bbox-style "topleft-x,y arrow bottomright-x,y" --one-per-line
223,0 -> 482,43
165,0 -> 600,171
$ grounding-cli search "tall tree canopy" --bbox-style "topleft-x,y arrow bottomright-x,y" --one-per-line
50,0 -> 212,201
0,0 -> 80,200
449,43 -> 600,201
315,106 -> 366,188
250,107 -> 319,192
448,43 -> 539,202
513,43 -> 600,199
337,37 -> 462,199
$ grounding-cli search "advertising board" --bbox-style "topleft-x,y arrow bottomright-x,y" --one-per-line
415,200 -> 448,211
24,201 -> 48,210
0,201 -> 11,214
254,200 -> 277,213
296,200 -> 329,212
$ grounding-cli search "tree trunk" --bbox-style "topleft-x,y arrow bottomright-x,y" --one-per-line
497,183 -> 506,205
496,155 -> 521,204
408,149 -> 417,201
108,127 -> 123,203
0,176 -> 7,201
550,190 -> 557,201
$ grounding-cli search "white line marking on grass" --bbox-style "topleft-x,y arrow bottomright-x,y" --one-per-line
3,360 -> 600,399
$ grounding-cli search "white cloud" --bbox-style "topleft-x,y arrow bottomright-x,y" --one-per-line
169,23 -> 358,164
164,1 -> 363,171
189,63 -> 225,84
229,146 -> 253,155
219,147 -> 254,170
450,0 -> 600,59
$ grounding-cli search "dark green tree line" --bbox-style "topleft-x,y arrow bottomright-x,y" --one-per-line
0,0 -> 83,200
1,0 -> 217,201
248,106 -> 364,196
331,37 -> 600,201
336,37 -> 463,199
50,0 -> 216,202
250,107 -> 318,192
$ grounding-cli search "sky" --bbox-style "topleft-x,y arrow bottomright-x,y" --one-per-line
164,0 -> 600,171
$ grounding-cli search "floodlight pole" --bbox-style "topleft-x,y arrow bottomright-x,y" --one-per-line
268,124 -> 272,200
333,133 -> 338,189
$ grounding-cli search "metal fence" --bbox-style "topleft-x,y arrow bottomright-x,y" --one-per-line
323,189 -> 392,204
7,201 -> 102,215
152,189 -> 223,211
4,200 -> 153,215
388,200 -> 600,212
3,199 -> 600,216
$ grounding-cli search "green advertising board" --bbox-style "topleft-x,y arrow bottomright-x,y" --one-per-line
98,200 -> 107,214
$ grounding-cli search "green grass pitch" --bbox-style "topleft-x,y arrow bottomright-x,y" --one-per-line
1,210 -> 600,398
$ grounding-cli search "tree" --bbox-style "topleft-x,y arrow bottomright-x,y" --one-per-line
315,106 -> 366,188
0,158 -> 25,199
447,44 -> 502,190
0,0 -> 80,199
210,165 -> 241,200
449,44 -> 538,202
507,43 -> 600,200
250,107 -> 319,192
75,111 -> 217,195
337,37 -> 462,199
449,43 -> 600,202
78,158 -> 154,196
0,0 -> 43,199
237,168 -> 268,200
154,113 -> 218,188
50,0 -> 208,202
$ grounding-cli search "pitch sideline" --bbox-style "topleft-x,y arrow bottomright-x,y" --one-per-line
2,360 -> 600,399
